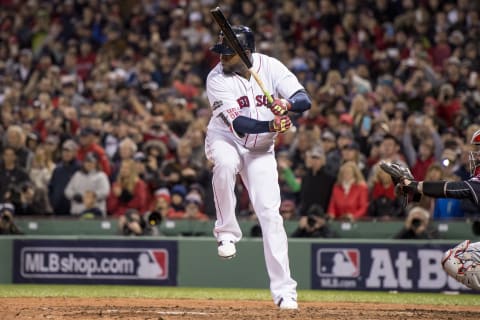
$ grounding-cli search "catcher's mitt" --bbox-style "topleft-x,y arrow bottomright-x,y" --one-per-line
379,161 -> 418,208
379,161 -> 414,185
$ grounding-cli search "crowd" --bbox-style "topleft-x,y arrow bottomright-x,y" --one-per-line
0,0 -> 479,236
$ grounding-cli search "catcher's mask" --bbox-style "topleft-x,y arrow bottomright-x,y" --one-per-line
469,129 -> 480,176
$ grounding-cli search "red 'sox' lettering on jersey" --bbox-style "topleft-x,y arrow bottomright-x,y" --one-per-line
255,95 -> 269,107
237,96 -> 250,108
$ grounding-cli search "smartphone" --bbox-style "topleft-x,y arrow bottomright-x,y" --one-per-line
361,116 -> 372,132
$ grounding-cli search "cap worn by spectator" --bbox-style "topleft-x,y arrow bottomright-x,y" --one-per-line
0,203 -> 15,214
343,142 -> 360,150
185,192 -> 203,206
339,113 -> 354,125
307,204 -> 329,220
155,188 -> 171,204
280,200 -> 295,212
27,132 -> 39,142
321,131 -> 336,142
310,148 -> 324,159
84,152 -> 98,163
171,184 -> 187,198
338,130 -> 354,140
189,183 -> 205,198
133,152 -> 146,162
80,127 -> 96,136
62,139 -> 79,151
45,134 -> 59,145
189,11 -> 202,23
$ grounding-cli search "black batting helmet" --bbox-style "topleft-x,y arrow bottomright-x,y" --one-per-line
211,25 -> 255,55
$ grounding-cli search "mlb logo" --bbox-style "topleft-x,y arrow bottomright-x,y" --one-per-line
317,249 -> 360,277
137,249 -> 169,279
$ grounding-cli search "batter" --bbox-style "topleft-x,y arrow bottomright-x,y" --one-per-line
204,25 -> 311,309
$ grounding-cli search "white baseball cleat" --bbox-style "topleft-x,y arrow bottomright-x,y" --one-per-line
218,241 -> 236,259
277,297 -> 298,310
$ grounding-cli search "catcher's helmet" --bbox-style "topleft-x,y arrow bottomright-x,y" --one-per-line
469,129 -> 480,176
211,25 -> 255,55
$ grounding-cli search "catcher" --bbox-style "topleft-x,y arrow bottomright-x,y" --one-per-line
380,129 -> 480,290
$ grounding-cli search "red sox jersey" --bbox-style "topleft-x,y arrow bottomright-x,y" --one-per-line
206,53 -> 304,151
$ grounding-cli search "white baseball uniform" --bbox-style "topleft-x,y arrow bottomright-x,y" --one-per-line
204,52 -> 304,303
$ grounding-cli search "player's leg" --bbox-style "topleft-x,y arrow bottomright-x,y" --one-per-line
442,240 -> 480,290
240,151 -> 297,308
205,134 -> 242,258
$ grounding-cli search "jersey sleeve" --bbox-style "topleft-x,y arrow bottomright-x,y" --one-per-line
268,57 -> 305,99
206,71 -> 241,134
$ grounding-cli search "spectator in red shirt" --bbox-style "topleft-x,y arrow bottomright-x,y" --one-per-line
327,161 -> 369,221
107,159 -> 149,217
77,127 -> 111,177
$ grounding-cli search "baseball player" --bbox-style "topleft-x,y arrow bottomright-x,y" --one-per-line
381,129 -> 480,290
204,25 -> 311,309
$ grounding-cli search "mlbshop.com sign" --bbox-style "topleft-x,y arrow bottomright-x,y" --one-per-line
13,239 -> 177,285
311,243 -> 473,292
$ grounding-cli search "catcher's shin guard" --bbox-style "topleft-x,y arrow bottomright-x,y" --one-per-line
442,240 -> 480,290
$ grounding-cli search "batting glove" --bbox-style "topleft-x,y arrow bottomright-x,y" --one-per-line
268,98 -> 291,116
269,115 -> 292,133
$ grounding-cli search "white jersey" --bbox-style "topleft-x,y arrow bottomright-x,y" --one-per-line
206,53 -> 304,151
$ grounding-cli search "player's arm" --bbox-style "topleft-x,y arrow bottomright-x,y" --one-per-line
233,116 -> 292,135
268,90 -> 311,116
287,90 -> 311,113
403,180 -> 479,205
267,57 -> 311,115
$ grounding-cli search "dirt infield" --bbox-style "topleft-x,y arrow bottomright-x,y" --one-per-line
3,297 -> 480,320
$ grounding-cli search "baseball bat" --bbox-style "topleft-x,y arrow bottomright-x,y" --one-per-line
210,7 -> 274,104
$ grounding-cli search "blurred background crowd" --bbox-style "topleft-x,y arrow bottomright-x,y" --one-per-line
0,0 -> 479,237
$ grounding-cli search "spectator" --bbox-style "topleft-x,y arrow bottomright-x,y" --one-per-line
107,159 -> 149,217
65,152 -> 110,216
79,191 -> 103,218
0,147 -> 31,205
321,130 -> 341,178
279,200 -> 297,221
394,206 -> 438,240
148,188 -> 174,221
182,192 -> 209,221
166,184 -> 187,219
291,204 -> 338,238
29,145 -> 54,193
48,139 -> 81,215
327,161 -> 369,221
417,163 -> 446,213
111,137 -> 137,180
298,147 -> 336,219
2,125 -> 33,171
0,203 -> 22,235
403,115 -> 443,180
277,151 -> 300,202
77,127 -> 112,177
368,163 -> 404,220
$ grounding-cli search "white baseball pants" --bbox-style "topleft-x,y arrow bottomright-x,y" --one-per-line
205,133 -> 297,303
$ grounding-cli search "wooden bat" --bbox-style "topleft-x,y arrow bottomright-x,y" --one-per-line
210,6 -> 274,104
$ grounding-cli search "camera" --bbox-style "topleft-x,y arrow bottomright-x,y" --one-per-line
146,210 -> 163,226
411,218 -> 422,229
307,215 -> 317,228
1,213 -> 10,222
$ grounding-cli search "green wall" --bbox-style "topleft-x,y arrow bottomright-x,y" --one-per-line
12,218 -> 478,240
